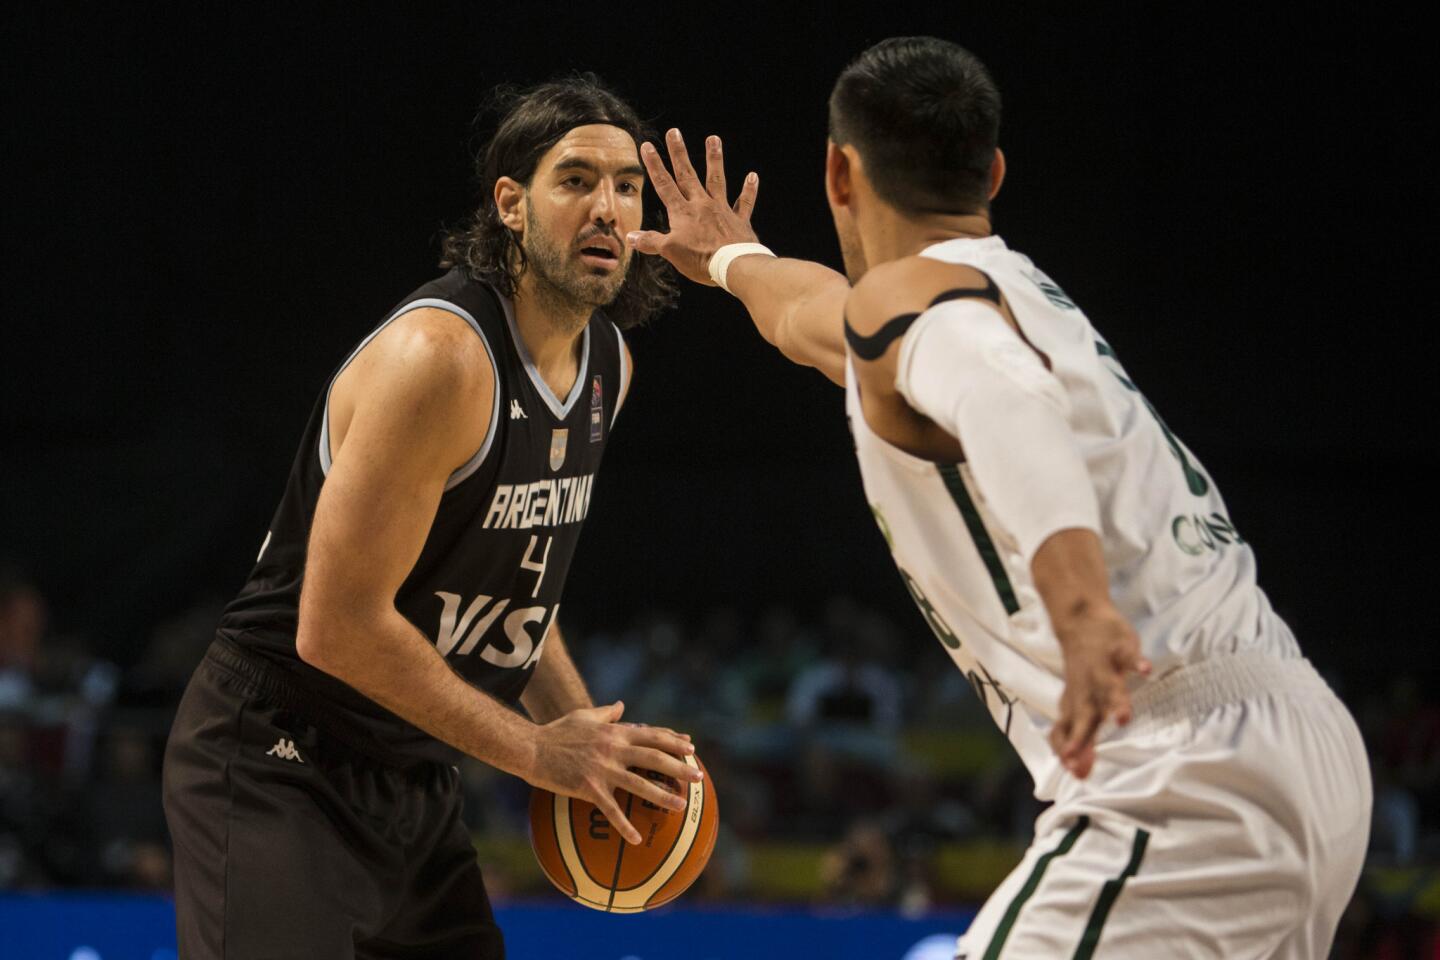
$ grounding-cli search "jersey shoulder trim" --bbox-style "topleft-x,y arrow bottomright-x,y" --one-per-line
612,321 -> 631,426
318,296 -> 502,492
498,294 -> 591,420
845,269 -> 1003,361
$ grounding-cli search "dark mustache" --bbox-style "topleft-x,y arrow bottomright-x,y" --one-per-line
576,224 -> 621,248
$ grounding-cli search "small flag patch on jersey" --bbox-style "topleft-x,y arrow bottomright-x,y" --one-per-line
549,428 -> 569,471
589,374 -> 603,442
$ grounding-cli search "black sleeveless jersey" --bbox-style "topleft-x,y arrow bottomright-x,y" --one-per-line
218,267 -> 628,765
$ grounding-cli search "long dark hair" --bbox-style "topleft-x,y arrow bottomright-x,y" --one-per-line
440,74 -> 678,330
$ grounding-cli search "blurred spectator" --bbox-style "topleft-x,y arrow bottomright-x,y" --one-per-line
634,608 -> 750,738
1379,678 -> 1440,821
0,562 -> 44,711
732,605 -> 821,707
820,819 -> 899,907
84,720 -> 170,889
125,595 -> 225,707
0,709 -> 48,887
786,637 -> 902,735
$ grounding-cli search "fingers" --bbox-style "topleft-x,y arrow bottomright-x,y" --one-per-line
1069,743 -> 1097,779
602,700 -> 624,723
704,135 -> 727,201
620,769 -> 688,812
619,721 -> 692,743
591,787 -> 642,845
624,745 -> 702,790
639,141 -> 685,208
1052,688 -> 1103,779
733,171 -> 759,222
665,128 -> 704,200
626,229 -> 666,255
621,723 -> 696,758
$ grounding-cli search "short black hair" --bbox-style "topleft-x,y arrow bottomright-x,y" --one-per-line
440,73 -> 677,329
828,37 -> 1001,217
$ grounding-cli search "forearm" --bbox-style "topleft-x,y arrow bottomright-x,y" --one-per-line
297,609 -> 537,778
726,254 -> 849,373
1031,529 -> 1123,643
520,624 -> 592,723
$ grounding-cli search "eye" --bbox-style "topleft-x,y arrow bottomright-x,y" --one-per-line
618,181 -> 641,195
562,175 -> 585,188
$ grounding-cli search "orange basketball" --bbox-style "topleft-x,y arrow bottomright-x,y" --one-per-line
528,752 -> 718,913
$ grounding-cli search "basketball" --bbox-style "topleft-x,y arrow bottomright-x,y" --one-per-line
528,752 -> 718,913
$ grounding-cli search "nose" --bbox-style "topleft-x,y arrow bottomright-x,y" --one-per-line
589,179 -> 617,225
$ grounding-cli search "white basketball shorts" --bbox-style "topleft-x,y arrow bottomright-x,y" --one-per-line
956,654 -> 1371,960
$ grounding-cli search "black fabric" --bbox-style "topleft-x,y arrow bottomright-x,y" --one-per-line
217,266 -> 624,765
844,275 -> 1004,362
163,641 -> 505,959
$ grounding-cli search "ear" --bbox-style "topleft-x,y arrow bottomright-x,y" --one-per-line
494,176 -> 526,232
988,148 -> 1007,201
825,141 -> 853,210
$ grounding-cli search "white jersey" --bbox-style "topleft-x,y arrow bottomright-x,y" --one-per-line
845,234 -> 1300,799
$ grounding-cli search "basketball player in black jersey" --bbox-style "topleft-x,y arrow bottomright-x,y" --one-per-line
162,76 -> 702,959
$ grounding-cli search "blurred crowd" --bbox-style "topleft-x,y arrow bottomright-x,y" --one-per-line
2,559 -> 1438,955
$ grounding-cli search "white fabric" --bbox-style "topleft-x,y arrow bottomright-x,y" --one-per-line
895,299 -> 1101,563
955,656 -> 1370,959
707,242 -> 775,292
845,234 -> 1306,799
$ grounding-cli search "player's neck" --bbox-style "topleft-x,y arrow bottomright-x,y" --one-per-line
513,275 -> 589,392
865,209 -> 993,265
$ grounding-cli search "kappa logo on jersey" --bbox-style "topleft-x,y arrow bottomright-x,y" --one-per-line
483,474 -> 594,530
510,399 -> 527,420
266,737 -> 304,763
589,374 -> 603,443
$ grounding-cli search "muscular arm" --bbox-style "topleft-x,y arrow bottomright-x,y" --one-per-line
726,255 -> 849,386
520,623 -> 593,724
295,309 -> 540,776
628,130 -> 849,385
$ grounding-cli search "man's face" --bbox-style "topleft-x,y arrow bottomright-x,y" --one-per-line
519,124 -> 645,316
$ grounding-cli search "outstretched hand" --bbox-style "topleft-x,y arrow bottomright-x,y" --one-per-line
627,128 -> 761,285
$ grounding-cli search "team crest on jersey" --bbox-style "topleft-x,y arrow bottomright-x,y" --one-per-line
589,374 -> 603,443
549,429 -> 568,471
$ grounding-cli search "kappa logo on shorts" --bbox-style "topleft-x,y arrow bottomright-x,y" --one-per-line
265,737 -> 304,763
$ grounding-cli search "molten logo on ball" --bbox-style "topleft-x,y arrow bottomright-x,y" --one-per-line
529,752 -> 718,913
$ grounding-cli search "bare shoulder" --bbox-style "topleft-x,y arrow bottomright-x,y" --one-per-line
845,257 -> 992,336
351,306 -> 495,406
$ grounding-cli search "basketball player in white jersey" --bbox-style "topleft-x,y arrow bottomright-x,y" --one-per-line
629,37 -> 1371,959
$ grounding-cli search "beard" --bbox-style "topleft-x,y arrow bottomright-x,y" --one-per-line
832,213 -> 868,284
521,204 -> 630,332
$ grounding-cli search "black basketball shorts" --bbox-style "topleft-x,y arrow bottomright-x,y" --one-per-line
162,637 -> 505,959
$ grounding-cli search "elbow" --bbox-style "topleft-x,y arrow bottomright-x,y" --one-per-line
294,620 -> 336,672
295,607 -> 359,675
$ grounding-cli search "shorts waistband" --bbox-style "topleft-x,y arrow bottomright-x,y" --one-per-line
1127,654 -> 1332,733
203,635 -> 432,771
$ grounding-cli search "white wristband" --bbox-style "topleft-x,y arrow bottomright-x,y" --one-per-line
707,242 -> 775,293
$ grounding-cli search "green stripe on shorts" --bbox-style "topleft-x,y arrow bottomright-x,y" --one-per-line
1071,827 -> 1150,960
983,816 -> 1090,960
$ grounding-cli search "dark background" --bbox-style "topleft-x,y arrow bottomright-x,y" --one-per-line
1,5 -> 1430,687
